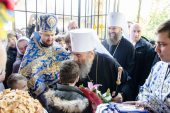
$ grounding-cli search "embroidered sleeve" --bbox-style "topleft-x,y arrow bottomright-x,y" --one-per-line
136,62 -> 170,112
136,65 -> 155,102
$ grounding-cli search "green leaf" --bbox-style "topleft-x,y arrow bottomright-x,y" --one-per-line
86,88 -> 89,90
98,94 -> 102,99
79,84 -> 84,88
93,89 -> 97,94
106,88 -> 110,96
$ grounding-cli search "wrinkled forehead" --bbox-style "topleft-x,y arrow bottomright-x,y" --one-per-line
71,22 -> 78,27
72,51 -> 88,56
131,24 -> 142,30
108,26 -> 122,29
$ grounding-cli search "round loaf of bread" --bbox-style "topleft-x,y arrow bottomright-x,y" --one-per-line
0,89 -> 44,113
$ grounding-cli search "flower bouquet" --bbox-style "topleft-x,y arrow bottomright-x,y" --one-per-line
79,82 -> 112,103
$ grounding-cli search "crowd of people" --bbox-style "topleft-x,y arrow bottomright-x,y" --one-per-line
0,5 -> 170,112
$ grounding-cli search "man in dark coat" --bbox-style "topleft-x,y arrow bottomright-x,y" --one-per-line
130,23 -> 156,100
102,12 -> 135,78
70,29 -> 133,102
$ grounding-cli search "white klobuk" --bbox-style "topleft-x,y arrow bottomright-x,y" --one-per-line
70,29 -> 113,58
108,12 -> 129,40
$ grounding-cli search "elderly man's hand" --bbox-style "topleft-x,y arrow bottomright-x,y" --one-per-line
123,101 -> 147,108
112,91 -> 123,103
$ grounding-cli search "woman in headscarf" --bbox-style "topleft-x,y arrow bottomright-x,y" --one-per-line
12,37 -> 29,73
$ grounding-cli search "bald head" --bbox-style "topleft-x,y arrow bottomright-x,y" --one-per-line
130,23 -> 142,44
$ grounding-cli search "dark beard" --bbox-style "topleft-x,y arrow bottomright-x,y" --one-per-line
107,33 -> 122,45
77,55 -> 93,79
41,40 -> 53,47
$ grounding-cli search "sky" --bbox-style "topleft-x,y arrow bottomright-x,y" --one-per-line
119,0 -> 152,21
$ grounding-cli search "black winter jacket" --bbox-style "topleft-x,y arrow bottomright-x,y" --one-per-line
133,37 -> 156,100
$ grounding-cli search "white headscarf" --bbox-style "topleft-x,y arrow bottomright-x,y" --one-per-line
108,12 -> 129,40
16,37 -> 29,55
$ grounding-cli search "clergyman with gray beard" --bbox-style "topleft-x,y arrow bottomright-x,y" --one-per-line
70,29 -> 133,103
102,12 -> 135,79
76,51 -> 93,79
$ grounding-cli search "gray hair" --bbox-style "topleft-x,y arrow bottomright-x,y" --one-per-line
68,20 -> 78,27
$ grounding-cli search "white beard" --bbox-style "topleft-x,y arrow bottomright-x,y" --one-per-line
78,57 -> 93,79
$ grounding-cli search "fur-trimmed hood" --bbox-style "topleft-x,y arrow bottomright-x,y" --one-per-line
44,89 -> 89,113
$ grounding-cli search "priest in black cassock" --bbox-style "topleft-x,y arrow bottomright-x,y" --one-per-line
70,29 -> 133,102
102,12 -> 135,78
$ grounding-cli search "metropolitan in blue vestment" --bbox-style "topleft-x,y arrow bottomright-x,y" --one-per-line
19,15 -> 70,97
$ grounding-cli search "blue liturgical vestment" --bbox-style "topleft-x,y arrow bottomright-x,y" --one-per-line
137,61 -> 170,112
19,31 -> 70,97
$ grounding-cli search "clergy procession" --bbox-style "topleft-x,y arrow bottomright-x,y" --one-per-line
0,0 -> 170,113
